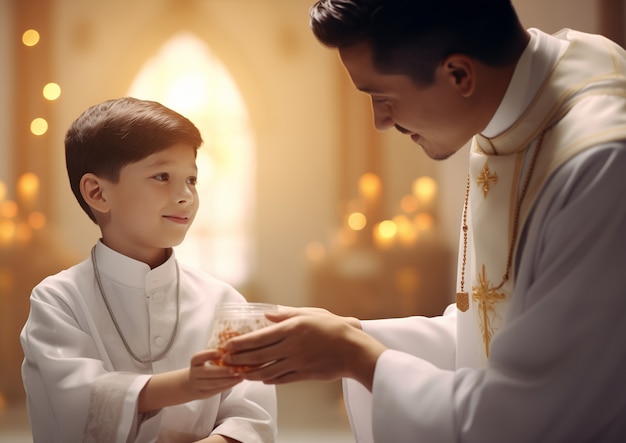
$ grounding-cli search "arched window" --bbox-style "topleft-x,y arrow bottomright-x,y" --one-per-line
128,31 -> 255,287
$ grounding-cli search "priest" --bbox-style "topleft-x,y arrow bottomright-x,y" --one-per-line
223,1 -> 626,441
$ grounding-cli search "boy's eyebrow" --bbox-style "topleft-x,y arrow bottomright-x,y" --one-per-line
144,157 -> 199,172
145,158 -> 174,166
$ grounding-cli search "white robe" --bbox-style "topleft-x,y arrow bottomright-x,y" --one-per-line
343,29 -> 626,443
20,241 -> 277,443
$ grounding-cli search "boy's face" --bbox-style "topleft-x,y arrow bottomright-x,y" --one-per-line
98,142 -> 199,264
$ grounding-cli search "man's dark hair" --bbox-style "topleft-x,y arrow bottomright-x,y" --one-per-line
65,97 -> 203,223
310,0 -> 527,85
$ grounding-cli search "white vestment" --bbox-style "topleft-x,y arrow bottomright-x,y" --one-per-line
343,28 -> 626,442
21,241 -> 277,443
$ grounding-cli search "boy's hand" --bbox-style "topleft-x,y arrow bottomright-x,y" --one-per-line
187,349 -> 243,398
138,349 -> 243,413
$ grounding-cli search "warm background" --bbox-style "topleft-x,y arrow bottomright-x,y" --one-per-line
1,0 -> 624,441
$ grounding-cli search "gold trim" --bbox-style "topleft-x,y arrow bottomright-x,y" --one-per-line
476,162 -> 498,197
472,264 -> 507,358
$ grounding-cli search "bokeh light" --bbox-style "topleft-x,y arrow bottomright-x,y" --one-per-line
347,211 -> 367,231
30,118 -> 48,135
359,172 -> 381,200
0,200 -> 18,219
17,172 -> 39,202
412,176 -> 437,205
22,29 -> 40,46
28,211 -> 46,230
43,82 -> 61,101
377,220 -> 397,239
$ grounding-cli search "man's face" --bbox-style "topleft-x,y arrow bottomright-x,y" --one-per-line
339,41 -> 479,160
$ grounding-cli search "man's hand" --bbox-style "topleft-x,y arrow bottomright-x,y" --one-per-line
220,306 -> 386,391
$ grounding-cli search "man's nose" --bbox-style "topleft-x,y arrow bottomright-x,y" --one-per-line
372,102 -> 394,131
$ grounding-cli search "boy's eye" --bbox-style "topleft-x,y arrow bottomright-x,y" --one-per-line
153,173 -> 169,181
187,176 -> 198,185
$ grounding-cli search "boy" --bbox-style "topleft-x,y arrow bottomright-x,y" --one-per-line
20,97 -> 277,442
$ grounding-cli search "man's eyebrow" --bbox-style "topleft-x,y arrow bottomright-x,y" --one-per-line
356,86 -> 386,94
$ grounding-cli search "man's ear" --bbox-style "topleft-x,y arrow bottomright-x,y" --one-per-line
80,173 -> 111,215
443,54 -> 476,97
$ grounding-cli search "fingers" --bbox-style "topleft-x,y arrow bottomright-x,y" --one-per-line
239,359 -> 299,384
190,348 -> 223,366
189,361 -> 244,396
195,375 -> 242,393
192,362 -> 239,379
223,308 -> 337,354
223,323 -> 285,353
264,305 -> 312,322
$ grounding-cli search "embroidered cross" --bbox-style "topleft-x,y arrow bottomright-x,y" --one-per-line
477,163 -> 498,197
472,264 -> 506,358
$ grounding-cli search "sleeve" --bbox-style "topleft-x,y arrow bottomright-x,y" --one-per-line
343,301 -> 458,442
211,380 -> 278,443
20,280 -> 149,443
368,144 -> 626,442
362,304 -> 458,369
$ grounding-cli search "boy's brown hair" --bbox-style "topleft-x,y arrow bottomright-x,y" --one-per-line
65,97 -> 203,223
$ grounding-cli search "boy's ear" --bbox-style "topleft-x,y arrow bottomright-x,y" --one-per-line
80,173 -> 111,214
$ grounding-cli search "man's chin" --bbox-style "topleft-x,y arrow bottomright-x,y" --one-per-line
416,141 -> 455,161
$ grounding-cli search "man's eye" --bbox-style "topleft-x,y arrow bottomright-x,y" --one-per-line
187,176 -> 198,185
153,173 -> 169,181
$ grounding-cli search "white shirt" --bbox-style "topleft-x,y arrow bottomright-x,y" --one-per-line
21,241 -> 277,443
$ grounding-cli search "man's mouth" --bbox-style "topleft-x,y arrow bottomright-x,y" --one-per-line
394,124 -> 412,135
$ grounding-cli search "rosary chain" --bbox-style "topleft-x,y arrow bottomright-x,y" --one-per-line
458,130 -> 545,294
91,246 -> 180,364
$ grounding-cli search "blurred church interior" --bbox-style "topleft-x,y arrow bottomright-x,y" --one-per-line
1,0 -> 623,441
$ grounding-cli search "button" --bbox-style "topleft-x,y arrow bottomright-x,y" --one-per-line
154,336 -> 165,347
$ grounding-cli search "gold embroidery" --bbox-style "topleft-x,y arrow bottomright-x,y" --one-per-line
457,131 -> 545,358
472,264 -> 506,358
476,163 -> 498,197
